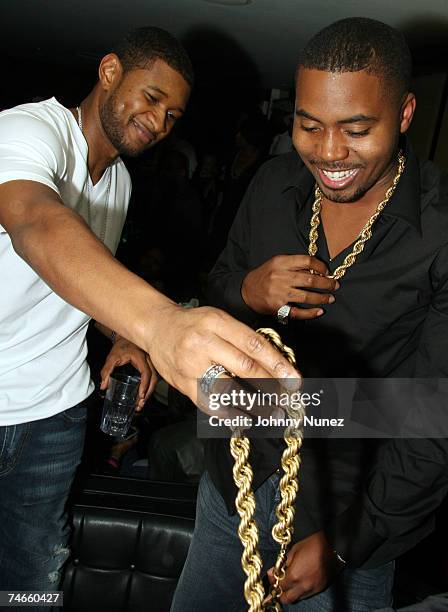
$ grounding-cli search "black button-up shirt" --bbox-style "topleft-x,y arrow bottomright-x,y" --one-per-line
206,140 -> 448,568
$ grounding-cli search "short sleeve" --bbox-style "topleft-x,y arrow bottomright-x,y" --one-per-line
0,110 -> 66,194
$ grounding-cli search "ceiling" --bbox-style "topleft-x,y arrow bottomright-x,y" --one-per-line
2,0 -> 448,89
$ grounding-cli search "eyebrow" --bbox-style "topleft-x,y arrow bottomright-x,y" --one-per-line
146,85 -> 185,114
296,109 -> 378,124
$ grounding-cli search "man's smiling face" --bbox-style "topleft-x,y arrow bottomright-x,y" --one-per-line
100,58 -> 190,157
293,68 -> 411,203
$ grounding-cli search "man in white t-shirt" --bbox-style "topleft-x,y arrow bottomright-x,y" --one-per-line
0,27 -> 298,599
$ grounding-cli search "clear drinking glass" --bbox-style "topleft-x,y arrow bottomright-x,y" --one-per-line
100,372 -> 140,438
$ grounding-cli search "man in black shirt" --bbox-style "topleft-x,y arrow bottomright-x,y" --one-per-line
171,18 -> 448,611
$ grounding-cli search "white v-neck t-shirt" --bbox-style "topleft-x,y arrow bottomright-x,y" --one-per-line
0,97 -> 132,425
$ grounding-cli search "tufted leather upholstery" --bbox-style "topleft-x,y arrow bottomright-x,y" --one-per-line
63,476 -> 196,612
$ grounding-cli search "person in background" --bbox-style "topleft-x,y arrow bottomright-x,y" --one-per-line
168,131 -> 198,179
194,152 -> 221,232
148,148 -> 204,301
208,112 -> 272,260
269,98 -> 295,156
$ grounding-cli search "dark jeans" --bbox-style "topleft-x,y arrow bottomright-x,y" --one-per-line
0,399 -> 88,611
376,593 -> 448,611
171,471 -> 394,612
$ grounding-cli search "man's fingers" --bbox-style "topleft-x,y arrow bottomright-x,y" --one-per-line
287,288 -> 335,305
285,255 -> 329,276
278,564 -> 311,605
149,305 -> 301,409
100,347 -> 152,412
146,373 -> 158,399
192,335 -> 299,419
197,371 -> 254,418
213,314 -> 300,387
100,374 -> 109,391
280,585 -> 313,605
137,368 -> 150,403
266,566 -> 310,605
291,271 -> 339,292
120,353 -> 151,408
289,306 -> 324,320
145,356 -> 158,399
100,358 -> 120,390
136,359 -> 157,410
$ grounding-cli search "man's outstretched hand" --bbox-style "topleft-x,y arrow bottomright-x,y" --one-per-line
145,304 -> 301,409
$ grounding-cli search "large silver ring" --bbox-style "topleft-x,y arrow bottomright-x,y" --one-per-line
277,304 -> 291,325
200,364 -> 228,394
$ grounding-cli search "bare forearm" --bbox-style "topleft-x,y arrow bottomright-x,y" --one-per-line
95,322 -> 141,352
11,205 -> 175,351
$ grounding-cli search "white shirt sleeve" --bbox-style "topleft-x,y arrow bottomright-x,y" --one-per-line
0,109 -> 66,194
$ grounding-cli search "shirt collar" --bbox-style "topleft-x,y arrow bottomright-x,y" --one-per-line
282,156 -> 314,207
282,138 -> 422,235
381,138 -> 422,235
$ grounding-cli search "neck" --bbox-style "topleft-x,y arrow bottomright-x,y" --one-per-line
72,91 -> 119,184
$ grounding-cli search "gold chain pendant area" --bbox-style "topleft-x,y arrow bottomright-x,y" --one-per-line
230,328 -> 304,611
308,151 -> 406,280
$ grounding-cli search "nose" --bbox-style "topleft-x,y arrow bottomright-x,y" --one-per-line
317,129 -> 349,163
148,108 -> 167,136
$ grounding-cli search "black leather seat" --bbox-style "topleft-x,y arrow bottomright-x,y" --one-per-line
63,475 -> 196,611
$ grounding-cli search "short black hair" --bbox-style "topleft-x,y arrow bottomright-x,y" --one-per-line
113,27 -> 194,88
299,17 -> 412,100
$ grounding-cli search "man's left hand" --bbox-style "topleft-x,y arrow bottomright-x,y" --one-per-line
267,531 -> 344,604
100,337 -> 157,411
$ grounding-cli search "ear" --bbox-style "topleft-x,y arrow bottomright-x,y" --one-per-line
98,53 -> 123,92
399,92 -> 416,134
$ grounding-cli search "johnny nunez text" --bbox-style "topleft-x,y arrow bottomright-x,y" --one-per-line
208,415 -> 345,428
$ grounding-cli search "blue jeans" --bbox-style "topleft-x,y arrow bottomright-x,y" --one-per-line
376,593 -> 448,611
171,471 -> 394,612
0,399 -> 88,610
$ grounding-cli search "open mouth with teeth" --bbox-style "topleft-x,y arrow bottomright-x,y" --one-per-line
317,167 -> 360,190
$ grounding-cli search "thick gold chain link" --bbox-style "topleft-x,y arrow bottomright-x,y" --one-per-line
308,151 -> 406,280
230,328 -> 304,611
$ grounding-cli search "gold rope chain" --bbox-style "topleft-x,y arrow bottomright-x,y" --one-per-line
308,151 -> 406,280
230,328 -> 304,611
